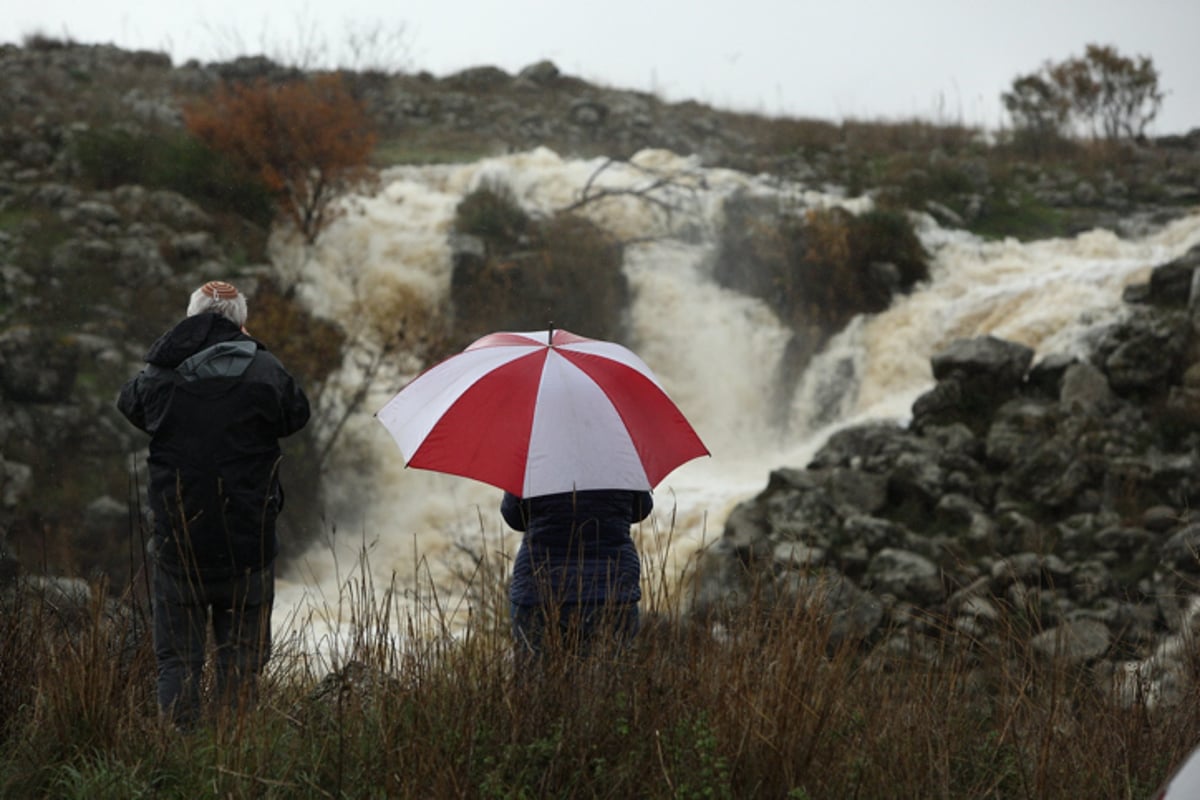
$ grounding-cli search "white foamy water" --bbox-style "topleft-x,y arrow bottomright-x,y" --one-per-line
268,147 -> 1200,658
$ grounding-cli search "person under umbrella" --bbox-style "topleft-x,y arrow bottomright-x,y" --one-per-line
376,328 -> 708,664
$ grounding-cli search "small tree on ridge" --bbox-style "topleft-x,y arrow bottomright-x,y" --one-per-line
1001,73 -> 1072,154
184,73 -> 376,243
1003,43 -> 1164,145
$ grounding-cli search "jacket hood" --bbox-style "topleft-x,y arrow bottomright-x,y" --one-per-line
177,340 -> 258,381
145,313 -> 253,368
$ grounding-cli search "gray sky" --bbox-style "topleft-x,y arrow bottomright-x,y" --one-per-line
4,0 -> 1198,134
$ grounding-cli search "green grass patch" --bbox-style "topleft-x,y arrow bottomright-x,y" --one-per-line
971,195 -> 1069,241
373,132 -> 499,167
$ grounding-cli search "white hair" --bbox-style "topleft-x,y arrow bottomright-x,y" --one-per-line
187,286 -> 248,327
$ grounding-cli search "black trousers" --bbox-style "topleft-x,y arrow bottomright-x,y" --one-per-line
151,559 -> 274,728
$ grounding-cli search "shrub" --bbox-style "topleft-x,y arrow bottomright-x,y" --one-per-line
1002,44 -> 1163,145
20,31 -> 74,50
1002,74 -> 1072,155
71,126 -> 274,225
532,212 -> 629,336
1059,44 -> 1164,140
797,207 -> 929,326
450,186 -> 628,344
452,181 -> 530,251
849,209 -> 929,296
712,198 -> 929,411
184,73 -> 377,244
715,197 -> 928,335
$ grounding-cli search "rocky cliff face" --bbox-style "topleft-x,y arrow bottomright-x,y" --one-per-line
689,251 -> 1200,706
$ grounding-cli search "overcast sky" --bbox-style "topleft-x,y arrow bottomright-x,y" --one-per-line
3,0 -> 1198,134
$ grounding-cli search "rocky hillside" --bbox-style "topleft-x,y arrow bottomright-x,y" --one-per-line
690,253 -> 1200,706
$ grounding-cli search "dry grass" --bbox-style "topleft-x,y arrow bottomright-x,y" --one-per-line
2,531 -> 1198,800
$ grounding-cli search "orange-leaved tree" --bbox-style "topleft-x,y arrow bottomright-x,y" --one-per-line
184,73 -> 376,243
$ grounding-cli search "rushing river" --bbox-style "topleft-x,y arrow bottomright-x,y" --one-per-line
267,147 -> 1200,658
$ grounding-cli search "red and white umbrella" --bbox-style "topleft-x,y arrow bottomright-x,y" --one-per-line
375,328 -> 709,497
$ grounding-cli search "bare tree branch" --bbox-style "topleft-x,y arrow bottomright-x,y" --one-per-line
557,157 -> 708,240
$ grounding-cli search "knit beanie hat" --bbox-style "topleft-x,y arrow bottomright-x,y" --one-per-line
200,281 -> 239,301
187,280 -> 248,327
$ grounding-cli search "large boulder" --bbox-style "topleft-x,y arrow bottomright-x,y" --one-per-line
913,336 -> 1034,433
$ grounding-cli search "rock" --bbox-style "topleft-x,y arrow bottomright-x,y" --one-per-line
1111,597 -> 1200,709
1137,246 -> 1200,309
913,336 -> 1035,434
687,539 -> 753,621
991,552 -> 1072,588
0,325 -> 79,403
866,548 -> 942,604
911,377 -> 963,430
775,570 -> 885,646
0,456 -> 32,508
1059,362 -> 1116,415
1030,619 -> 1111,664
1143,505 -> 1182,533
569,99 -> 608,127
1026,352 -> 1077,397
83,495 -> 127,536
444,65 -> 511,90
1161,524 -> 1200,570
67,199 -> 122,228
1098,309 -> 1190,392
719,500 -> 772,552
1071,560 -> 1114,604
211,55 -> 301,84
931,335 -> 1034,387
925,200 -> 964,227
985,399 -> 1058,466
517,60 -> 560,85
840,515 -> 909,551
112,186 -> 212,229
773,541 -> 826,569
169,231 -> 220,265
820,467 -> 890,514
1166,386 -> 1200,427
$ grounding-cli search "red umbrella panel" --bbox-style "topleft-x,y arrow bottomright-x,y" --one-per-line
375,329 -> 709,497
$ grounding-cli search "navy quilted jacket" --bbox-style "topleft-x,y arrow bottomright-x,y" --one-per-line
502,489 -> 653,607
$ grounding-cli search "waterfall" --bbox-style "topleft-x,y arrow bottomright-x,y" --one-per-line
269,147 -> 1200,653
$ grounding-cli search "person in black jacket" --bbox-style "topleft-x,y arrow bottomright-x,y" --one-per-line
117,280 -> 310,728
501,488 -> 652,662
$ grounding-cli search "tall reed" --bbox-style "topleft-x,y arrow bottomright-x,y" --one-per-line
2,524 -> 1197,798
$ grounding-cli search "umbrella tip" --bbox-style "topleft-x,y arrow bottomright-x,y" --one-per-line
547,321 -> 554,346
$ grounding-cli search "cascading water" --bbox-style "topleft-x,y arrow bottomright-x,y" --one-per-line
269,147 -> 1200,656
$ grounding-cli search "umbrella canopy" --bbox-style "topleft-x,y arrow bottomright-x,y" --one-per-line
376,329 -> 709,497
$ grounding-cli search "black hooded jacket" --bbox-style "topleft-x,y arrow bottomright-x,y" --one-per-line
118,313 -> 310,576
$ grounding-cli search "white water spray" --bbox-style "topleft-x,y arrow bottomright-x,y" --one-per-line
269,147 -> 1200,656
